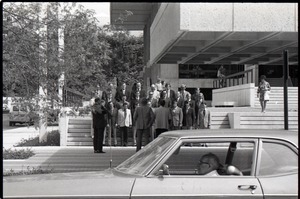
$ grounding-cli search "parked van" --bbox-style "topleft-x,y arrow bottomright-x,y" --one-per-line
9,104 -> 34,126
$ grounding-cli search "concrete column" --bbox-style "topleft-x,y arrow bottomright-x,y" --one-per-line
59,114 -> 68,146
228,112 -> 240,129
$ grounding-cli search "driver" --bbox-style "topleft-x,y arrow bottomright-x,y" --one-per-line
196,153 -> 221,176
196,153 -> 243,176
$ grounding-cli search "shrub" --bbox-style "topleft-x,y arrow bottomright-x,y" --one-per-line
3,165 -> 54,176
3,148 -> 35,159
15,130 -> 60,147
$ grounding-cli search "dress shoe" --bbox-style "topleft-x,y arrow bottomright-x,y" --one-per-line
94,150 -> 99,153
98,151 -> 106,153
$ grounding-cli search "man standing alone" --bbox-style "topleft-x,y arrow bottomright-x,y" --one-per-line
92,98 -> 110,153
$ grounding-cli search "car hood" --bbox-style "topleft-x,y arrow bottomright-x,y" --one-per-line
3,169 -> 136,198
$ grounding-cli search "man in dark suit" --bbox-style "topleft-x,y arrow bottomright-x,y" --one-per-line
92,98 -> 111,153
163,83 -> 177,103
133,97 -> 155,152
115,82 -> 130,103
182,101 -> 196,130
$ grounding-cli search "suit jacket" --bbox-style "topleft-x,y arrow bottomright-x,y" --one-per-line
161,89 -> 176,102
117,108 -> 132,127
154,106 -> 172,130
170,106 -> 183,127
198,108 -> 211,129
133,106 -> 155,130
115,88 -> 131,102
92,104 -> 110,129
182,107 -> 195,127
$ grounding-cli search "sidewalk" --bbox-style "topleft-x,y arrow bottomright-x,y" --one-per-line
3,146 -> 136,174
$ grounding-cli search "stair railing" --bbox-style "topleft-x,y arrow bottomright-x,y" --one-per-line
213,68 -> 254,89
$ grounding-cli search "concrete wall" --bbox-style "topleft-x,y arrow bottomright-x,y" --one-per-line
180,3 -> 298,32
150,3 -> 182,65
212,83 -> 255,107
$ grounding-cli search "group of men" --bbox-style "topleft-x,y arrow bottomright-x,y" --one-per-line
91,79 -> 211,153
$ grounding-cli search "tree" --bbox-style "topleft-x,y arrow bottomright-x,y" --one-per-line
103,28 -> 144,88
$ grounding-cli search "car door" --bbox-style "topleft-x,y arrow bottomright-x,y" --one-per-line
131,139 -> 264,198
256,139 -> 298,199
132,175 -> 263,199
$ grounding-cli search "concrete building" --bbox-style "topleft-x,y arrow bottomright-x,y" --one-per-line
110,3 -> 298,105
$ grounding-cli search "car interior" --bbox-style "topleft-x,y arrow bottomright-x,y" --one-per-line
160,141 -> 254,176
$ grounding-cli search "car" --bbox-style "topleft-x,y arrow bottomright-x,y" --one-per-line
8,104 -> 33,126
3,129 -> 298,198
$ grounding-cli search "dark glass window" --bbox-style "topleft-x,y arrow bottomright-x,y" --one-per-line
179,64 -> 244,79
259,65 -> 283,78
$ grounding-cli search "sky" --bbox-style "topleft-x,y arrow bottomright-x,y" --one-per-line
77,2 -> 142,36
77,2 -> 110,26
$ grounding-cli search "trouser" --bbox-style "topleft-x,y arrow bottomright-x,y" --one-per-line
93,127 -> 105,152
155,128 -> 168,138
136,128 -> 150,152
120,126 -> 128,146
106,124 -> 117,146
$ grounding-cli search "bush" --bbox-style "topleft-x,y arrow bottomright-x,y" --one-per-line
3,165 -> 54,176
3,148 -> 35,159
15,130 -> 60,146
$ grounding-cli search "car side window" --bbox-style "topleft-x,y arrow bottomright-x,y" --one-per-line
259,141 -> 298,176
161,141 -> 255,176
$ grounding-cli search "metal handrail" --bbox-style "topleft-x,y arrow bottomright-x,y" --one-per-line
213,68 -> 254,88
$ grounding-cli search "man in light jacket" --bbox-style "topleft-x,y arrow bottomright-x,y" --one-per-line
117,102 -> 132,146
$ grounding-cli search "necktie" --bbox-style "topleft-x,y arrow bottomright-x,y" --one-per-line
203,110 -> 206,116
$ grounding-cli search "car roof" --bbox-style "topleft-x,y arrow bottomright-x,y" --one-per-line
161,129 -> 298,147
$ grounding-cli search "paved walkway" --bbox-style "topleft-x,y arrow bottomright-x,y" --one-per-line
3,146 -> 136,174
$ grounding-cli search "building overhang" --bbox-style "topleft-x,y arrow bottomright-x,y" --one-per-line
155,31 -> 298,66
111,3 -> 298,66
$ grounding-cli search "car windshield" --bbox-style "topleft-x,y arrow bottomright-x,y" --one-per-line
115,137 -> 177,175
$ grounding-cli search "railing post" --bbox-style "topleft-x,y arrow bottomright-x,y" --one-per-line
283,50 -> 289,130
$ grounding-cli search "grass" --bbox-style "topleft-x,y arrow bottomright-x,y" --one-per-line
3,165 -> 54,176
15,130 -> 60,147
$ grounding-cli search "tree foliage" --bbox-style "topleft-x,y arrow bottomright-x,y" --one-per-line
3,2 -> 144,101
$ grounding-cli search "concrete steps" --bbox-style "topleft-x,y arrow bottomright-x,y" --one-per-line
67,119 -> 148,146
239,111 -> 298,129
210,110 -> 298,130
254,87 -> 298,109
210,112 -> 230,129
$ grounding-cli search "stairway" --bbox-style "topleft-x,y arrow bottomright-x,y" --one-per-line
254,87 -> 298,110
67,118 -> 147,146
67,119 -> 93,146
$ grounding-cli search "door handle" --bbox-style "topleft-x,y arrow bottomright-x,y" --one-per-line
238,185 -> 257,194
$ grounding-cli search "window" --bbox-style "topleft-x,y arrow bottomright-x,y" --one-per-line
161,141 -> 255,176
259,141 -> 298,176
179,64 -> 244,79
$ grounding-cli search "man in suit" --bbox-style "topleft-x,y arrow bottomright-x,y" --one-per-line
92,98 -> 111,153
163,83 -> 176,103
115,82 -> 130,103
182,101 -> 196,130
154,100 -> 172,138
170,100 -> 183,130
133,97 -> 155,152
198,102 -> 211,129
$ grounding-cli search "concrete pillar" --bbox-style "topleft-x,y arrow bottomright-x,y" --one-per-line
59,114 -> 68,146
228,112 -> 240,129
